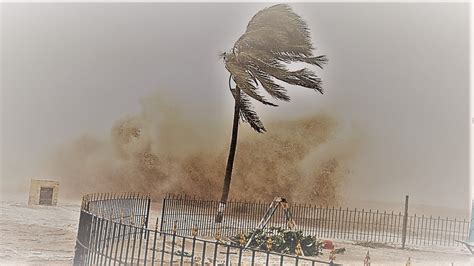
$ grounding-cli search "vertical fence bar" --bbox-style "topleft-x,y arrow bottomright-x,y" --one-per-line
180,237 -> 185,266
361,208 -> 366,241
377,210 -> 382,243
226,245 -> 231,266
202,241 -> 207,266
461,219 -> 467,246
407,214 -> 412,245
336,207 -> 342,239
170,231 -> 176,264
137,225 -> 144,265
118,223 -> 126,265
429,216 -> 434,246
108,221 -> 117,266
160,196 -> 166,234
103,219 -> 111,265
144,229 -> 150,265
113,223 -> 122,265
368,209 -> 372,242
444,217 -> 449,246
343,207 -> 349,240
191,235 -> 197,265
435,216 -> 440,246
382,211 -> 387,243
85,214 -> 95,266
251,250 -> 255,266
238,247 -> 243,265
90,215 -> 98,265
453,218 -> 458,246
160,234 -> 167,265
150,224 -> 158,265
145,195 -> 151,233
93,217 -> 104,265
124,224 -> 131,265
213,242 -> 218,266
130,226 -> 138,264
402,195 -> 409,248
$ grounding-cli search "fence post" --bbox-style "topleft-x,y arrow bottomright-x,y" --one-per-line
145,193 -> 151,235
402,195 -> 409,249
73,210 -> 92,265
159,195 -> 166,234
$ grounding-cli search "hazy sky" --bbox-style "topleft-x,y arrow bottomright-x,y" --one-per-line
1,3 -> 470,209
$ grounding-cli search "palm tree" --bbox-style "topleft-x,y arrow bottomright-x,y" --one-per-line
215,4 -> 327,223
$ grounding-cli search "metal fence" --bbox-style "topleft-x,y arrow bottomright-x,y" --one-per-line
85,192 -> 151,224
73,193 -> 336,265
160,194 -> 470,247
73,192 -> 151,265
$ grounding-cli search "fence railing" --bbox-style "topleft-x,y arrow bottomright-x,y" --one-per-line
160,194 -> 470,247
82,192 -> 151,224
74,192 -> 151,265
73,193 -> 336,266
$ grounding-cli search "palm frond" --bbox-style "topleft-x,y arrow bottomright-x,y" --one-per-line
277,54 -> 328,69
225,57 -> 277,106
266,67 -> 324,94
235,4 -> 314,56
222,4 -> 327,132
230,88 -> 266,133
247,66 -> 290,101
237,51 -> 324,94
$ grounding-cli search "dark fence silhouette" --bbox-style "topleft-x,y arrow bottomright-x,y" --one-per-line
73,193 -> 336,265
73,192 -> 151,265
160,194 -> 470,247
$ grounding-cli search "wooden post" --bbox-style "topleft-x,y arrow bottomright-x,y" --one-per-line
402,195 -> 409,249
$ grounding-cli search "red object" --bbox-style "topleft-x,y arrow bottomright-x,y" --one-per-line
323,240 -> 334,250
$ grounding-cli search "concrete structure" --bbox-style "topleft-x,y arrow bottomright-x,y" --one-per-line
28,179 -> 59,206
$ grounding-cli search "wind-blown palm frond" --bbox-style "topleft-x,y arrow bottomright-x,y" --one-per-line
225,56 -> 277,107
231,87 -> 266,133
222,4 -> 327,133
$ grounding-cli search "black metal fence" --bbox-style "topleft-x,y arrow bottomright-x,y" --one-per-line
160,194 -> 470,247
73,193 -> 335,265
85,192 -> 151,224
73,192 -> 151,265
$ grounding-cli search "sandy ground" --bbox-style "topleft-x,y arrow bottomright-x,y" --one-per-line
0,201 -> 473,265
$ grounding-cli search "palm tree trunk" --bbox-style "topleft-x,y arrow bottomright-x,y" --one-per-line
215,86 -> 241,223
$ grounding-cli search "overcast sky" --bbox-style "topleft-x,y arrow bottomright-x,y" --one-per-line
1,3 -> 470,209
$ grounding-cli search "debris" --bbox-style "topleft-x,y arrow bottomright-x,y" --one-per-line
332,247 -> 346,254
229,227 -> 325,256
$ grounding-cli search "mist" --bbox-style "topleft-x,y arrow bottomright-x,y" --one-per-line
38,91 -> 355,206
1,3 -> 469,212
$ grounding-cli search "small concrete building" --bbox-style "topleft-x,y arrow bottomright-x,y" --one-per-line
28,179 -> 59,206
